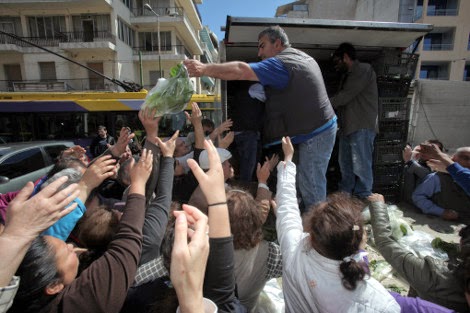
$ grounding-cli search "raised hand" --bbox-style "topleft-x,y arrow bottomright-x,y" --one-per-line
217,131 -> 234,149
282,136 -> 294,163
129,148 -> 153,195
184,102 -> 202,126
171,204 -> 209,313
256,158 -> 272,184
4,176 -> 79,240
367,193 -> 385,203
110,127 -> 136,158
139,107 -> 161,143
267,154 -> 280,172
187,140 -> 229,238
81,154 -> 117,191
61,145 -> 88,163
156,130 -> 179,158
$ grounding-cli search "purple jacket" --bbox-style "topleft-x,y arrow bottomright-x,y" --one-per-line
391,292 -> 457,313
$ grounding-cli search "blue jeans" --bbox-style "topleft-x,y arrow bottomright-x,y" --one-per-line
235,131 -> 260,182
297,123 -> 337,210
338,129 -> 376,198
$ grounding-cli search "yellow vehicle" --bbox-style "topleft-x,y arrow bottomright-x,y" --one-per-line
0,91 -> 222,143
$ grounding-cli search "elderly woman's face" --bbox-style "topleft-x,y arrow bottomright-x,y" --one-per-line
45,236 -> 79,286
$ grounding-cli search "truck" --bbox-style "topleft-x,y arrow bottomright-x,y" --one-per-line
218,16 -> 433,202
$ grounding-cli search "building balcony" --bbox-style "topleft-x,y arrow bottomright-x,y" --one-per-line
132,6 -> 183,18
0,78 -> 118,92
422,43 -> 454,51
0,32 -> 116,53
132,44 -> 191,60
0,34 -> 61,48
427,8 -> 458,16
59,31 -> 116,52
130,6 -> 203,55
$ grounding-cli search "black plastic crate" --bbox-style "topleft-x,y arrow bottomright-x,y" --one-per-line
377,120 -> 409,142
374,141 -> 405,165
379,98 -> 410,121
373,164 -> 403,186
378,79 -> 411,98
373,185 -> 402,204
374,53 -> 419,80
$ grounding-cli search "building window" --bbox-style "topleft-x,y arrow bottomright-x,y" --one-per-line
419,63 -> 449,80
293,4 -> 308,12
39,62 -> 56,81
149,70 -> 162,85
138,31 -> 172,52
117,18 -> 135,46
28,16 -> 66,38
464,64 -> 470,81
427,0 -> 459,16
423,28 -> 455,51
121,0 -> 132,10
414,0 -> 423,20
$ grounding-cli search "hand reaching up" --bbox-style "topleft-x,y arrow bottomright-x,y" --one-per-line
185,102 -> 202,126
217,131 -> 234,149
4,176 -> 79,240
81,154 -> 117,191
156,130 -> 179,158
110,127 -> 136,158
187,140 -> 229,238
171,204 -> 209,313
129,148 -> 153,195
139,107 -> 161,144
282,137 -> 294,163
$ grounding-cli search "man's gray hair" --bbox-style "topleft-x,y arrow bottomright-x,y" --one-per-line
258,25 -> 291,47
41,168 -> 83,191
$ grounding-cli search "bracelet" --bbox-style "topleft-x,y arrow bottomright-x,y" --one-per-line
207,201 -> 227,207
258,183 -> 269,191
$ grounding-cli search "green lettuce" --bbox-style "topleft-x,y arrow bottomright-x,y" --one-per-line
142,63 -> 194,116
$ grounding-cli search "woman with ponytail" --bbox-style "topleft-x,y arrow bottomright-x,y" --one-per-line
275,136 -> 400,313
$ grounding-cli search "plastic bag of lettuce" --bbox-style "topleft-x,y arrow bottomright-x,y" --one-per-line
142,63 -> 194,117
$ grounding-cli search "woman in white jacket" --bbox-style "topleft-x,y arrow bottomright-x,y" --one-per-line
275,136 -> 400,313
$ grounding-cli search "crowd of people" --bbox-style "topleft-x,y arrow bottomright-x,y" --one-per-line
0,25 -> 470,313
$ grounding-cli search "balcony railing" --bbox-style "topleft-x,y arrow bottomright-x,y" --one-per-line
60,31 -> 116,44
132,44 -> 190,57
132,6 -> 183,17
422,43 -> 454,51
0,35 -> 61,47
0,31 -> 115,48
427,8 -> 458,16
0,79 -> 118,92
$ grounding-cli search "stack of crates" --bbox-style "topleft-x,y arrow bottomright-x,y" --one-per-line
372,51 -> 418,203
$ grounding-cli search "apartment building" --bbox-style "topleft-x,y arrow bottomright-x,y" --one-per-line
0,0 -> 214,93
276,0 -> 470,81
413,0 -> 470,81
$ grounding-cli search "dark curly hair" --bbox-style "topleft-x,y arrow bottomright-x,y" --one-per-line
304,192 -> 368,290
226,188 -> 264,250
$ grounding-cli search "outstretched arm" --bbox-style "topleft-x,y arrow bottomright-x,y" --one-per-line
184,59 -> 258,81
187,140 -> 236,309
0,177 -> 79,286
139,131 -> 178,265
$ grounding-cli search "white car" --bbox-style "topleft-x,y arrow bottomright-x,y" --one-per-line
0,141 -> 74,194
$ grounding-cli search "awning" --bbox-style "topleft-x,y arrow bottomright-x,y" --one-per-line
223,16 -> 433,62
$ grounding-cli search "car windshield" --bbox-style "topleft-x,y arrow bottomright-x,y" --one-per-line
0,148 -> 11,158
